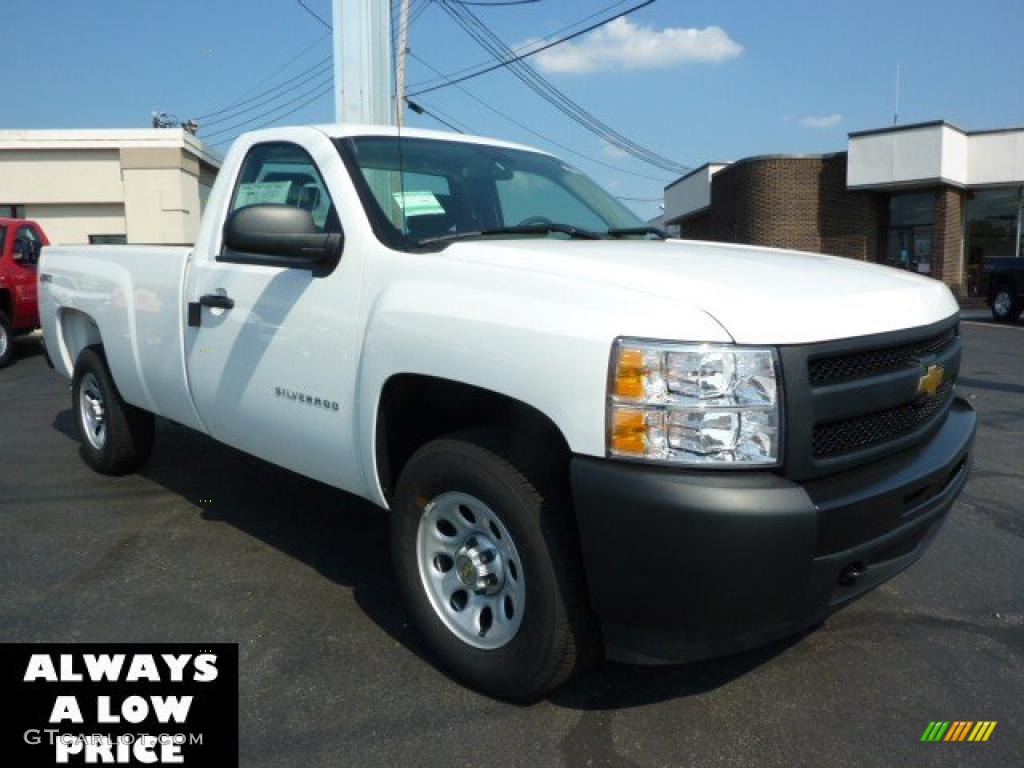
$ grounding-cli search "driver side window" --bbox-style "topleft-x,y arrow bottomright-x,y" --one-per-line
495,171 -> 606,231
229,143 -> 340,233
14,225 -> 41,263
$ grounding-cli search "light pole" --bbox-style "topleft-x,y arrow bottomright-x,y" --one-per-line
332,0 -> 395,125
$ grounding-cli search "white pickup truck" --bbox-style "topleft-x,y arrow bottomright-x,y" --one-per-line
39,124 -> 976,700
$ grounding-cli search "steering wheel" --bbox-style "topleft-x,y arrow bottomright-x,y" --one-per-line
516,215 -> 554,227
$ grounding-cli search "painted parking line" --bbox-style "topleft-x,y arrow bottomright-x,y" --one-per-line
961,321 -> 1024,331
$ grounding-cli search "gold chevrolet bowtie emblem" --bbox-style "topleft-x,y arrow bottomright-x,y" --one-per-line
917,364 -> 945,397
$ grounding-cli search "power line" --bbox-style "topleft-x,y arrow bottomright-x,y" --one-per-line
227,31 -> 330,105
201,58 -> 333,127
408,0 -> 631,90
449,0 -> 543,5
203,73 -> 334,141
294,0 -> 331,28
209,81 -> 334,148
407,99 -> 467,133
407,51 -> 671,183
447,0 -> 686,172
405,0 -> 432,32
197,54 -> 331,122
435,1 -> 688,173
409,0 -> 654,97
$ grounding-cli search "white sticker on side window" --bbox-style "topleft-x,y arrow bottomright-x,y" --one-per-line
235,181 -> 292,207
392,190 -> 445,217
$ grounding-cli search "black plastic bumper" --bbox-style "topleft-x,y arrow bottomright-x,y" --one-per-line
570,397 -> 977,665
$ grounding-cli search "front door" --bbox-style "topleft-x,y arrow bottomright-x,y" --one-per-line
184,140 -> 364,492
10,224 -> 44,328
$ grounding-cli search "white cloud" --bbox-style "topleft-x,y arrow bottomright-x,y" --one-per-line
600,141 -> 630,159
528,17 -> 743,74
798,113 -> 842,128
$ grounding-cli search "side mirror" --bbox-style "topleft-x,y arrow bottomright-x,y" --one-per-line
223,204 -> 342,270
28,240 -> 42,264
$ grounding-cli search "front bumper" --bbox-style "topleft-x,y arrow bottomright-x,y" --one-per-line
570,397 -> 977,665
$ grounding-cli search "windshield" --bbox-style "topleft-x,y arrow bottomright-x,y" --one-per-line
339,136 -> 647,248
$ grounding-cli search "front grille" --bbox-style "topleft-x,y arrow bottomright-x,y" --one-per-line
808,327 -> 957,386
812,380 -> 954,458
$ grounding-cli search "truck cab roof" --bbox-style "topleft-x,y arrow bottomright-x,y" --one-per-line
315,123 -> 548,155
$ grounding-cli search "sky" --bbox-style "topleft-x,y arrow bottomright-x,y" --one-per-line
4,0 -> 1024,219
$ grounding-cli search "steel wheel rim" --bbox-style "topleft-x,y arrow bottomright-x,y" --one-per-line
0,325 -> 7,358
994,291 -> 1012,316
416,491 -> 525,650
79,372 -> 108,450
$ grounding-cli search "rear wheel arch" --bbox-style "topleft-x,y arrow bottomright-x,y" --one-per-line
0,289 -> 11,322
374,374 -> 571,504
58,308 -> 104,371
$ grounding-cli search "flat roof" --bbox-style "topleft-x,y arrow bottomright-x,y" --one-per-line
848,119 -> 1024,138
665,161 -> 732,190
0,128 -> 220,167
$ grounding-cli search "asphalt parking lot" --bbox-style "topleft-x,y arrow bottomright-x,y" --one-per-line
1,318 -> 1021,768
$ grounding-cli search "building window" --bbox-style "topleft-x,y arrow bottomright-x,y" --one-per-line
0,204 -> 25,219
89,234 -> 128,245
881,192 -> 935,275
965,186 -> 1022,296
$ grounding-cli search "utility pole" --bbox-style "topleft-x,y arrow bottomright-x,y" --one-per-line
395,0 -> 410,126
332,0 -> 395,125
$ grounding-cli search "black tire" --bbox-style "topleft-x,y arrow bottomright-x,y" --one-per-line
0,310 -> 13,369
72,347 -> 155,475
391,430 -> 593,701
991,283 -> 1022,323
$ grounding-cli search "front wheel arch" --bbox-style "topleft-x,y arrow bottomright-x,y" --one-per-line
374,374 -> 571,504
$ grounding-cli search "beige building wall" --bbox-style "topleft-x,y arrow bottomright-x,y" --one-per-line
22,203 -> 126,245
0,129 -> 220,245
0,149 -> 124,204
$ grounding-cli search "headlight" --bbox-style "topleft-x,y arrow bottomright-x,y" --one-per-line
608,339 -> 782,466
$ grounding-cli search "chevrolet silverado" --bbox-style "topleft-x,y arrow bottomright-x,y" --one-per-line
38,124 -> 976,700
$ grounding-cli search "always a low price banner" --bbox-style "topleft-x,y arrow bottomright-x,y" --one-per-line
1,644 -> 238,766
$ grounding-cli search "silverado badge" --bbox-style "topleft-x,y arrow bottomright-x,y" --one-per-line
917,364 -> 945,398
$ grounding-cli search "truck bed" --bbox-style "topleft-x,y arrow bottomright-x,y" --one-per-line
38,245 -> 205,431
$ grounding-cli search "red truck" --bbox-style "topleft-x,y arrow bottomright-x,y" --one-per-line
0,218 -> 48,368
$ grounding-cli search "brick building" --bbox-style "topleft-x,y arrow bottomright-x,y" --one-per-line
664,121 -> 1024,299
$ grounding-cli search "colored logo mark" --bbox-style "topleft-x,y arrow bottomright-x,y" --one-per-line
921,721 -> 997,742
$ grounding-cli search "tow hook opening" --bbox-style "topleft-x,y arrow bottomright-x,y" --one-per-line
838,562 -> 867,587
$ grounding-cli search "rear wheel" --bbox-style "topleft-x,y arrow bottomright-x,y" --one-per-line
991,283 -> 1022,322
72,347 -> 154,475
391,431 -> 592,701
0,311 -> 13,368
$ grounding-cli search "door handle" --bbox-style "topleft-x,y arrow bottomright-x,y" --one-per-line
198,293 -> 234,310
187,293 -> 234,328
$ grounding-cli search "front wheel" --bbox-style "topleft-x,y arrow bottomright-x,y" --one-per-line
991,284 -> 1022,323
391,431 -> 592,701
72,347 -> 155,475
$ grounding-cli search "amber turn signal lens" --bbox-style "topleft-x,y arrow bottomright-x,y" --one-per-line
613,348 -> 646,399
610,408 -> 647,455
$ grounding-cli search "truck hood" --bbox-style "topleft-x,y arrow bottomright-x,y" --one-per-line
440,238 -> 959,344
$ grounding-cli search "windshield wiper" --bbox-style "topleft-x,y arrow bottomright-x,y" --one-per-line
606,226 -> 667,239
418,223 -> 602,246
